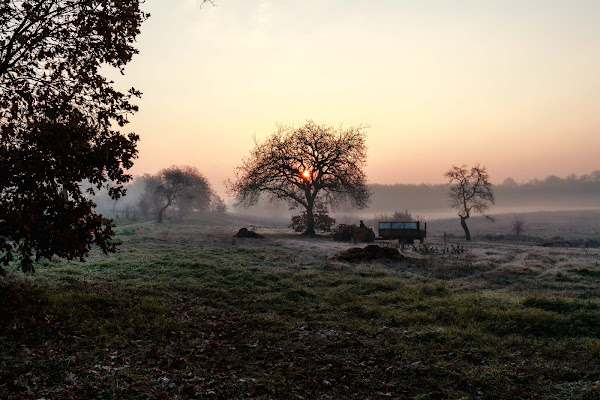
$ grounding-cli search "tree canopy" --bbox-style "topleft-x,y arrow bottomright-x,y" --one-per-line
139,166 -> 221,223
0,1 -> 147,273
227,120 -> 370,235
445,163 -> 495,240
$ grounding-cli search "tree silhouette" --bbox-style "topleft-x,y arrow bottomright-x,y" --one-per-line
289,202 -> 336,233
227,120 -> 370,235
0,1 -> 147,273
141,166 -> 216,223
512,215 -> 526,236
445,163 -> 495,241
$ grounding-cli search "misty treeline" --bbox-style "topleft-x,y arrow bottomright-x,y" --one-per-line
91,166 -> 226,223
240,170 -> 600,225
91,169 -> 600,225
370,171 -> 600,213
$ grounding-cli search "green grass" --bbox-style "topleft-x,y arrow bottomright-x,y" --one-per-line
1,222 -> 600,399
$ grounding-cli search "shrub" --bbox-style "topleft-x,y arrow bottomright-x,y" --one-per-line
290,204 -> 336,233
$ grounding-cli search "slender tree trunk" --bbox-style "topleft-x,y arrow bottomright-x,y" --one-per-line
303,200 -> 316,236
460,216 -> 471,241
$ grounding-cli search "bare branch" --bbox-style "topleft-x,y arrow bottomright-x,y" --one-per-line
226,120 -> 370,235
445,163 -> 495,240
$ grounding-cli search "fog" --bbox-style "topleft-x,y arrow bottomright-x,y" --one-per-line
227,171 -> 600,224
365,171 -> 600,221
92,171 -> 600,227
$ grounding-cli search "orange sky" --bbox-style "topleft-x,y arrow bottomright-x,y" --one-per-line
108,0 -> 600,197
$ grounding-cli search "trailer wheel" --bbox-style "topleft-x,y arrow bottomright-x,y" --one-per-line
355,231 -> 366,242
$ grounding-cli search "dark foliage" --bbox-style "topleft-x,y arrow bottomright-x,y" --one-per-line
289,203 -> 336,233
227,120 -> 370,236
0,1 -> 148,272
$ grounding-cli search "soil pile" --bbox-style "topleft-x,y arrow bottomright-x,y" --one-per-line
234,227 -> 264,239
336,245 -> 403,262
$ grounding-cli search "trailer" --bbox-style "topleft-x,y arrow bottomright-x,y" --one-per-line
378,221 -> 427,244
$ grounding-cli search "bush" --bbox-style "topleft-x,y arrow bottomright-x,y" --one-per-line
290,204 -> 336,233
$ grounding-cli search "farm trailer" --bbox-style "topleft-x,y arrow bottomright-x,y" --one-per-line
378,221 -> 427,244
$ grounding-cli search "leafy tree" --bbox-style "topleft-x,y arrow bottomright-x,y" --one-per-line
444,163 -> 495,241
226,120 -> 370,235
142,166 -> 216,223
0,1 -> 148,273
290,203 -> 336,233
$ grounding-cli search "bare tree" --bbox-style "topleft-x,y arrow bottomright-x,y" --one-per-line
143,166 -> 215,223
445,163 -> 495,241
226,120 -> 370,235
512,215 -> 526,236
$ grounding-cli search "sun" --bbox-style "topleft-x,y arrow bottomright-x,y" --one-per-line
302,170 -> 311,179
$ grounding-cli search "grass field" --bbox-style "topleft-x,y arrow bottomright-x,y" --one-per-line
1,221 -> 600,399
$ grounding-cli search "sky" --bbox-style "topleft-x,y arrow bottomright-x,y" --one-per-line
108,0 -> 600,197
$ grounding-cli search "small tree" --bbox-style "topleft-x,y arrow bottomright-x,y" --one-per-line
142,166 -> 215,223
512,215 -> 527,236
445,163 -> 495,241
226,120 -> 370,235
290,203 -> 336,233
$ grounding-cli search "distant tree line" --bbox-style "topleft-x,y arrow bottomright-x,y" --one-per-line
369,171 -> 600,213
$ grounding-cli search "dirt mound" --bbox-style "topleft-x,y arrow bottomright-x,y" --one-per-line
336,245 -> 403,262
234,227 -> 264,239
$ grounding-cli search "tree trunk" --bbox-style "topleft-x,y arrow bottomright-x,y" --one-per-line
460,216 -> 471,241
158,204 -> 169,223
303,201 -> 316,236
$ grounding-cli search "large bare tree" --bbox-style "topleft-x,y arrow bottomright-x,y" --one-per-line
445,163 -> 495,241
227,120 -> 370,235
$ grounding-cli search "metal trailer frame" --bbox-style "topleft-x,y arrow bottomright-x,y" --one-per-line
378,221 -> 427,244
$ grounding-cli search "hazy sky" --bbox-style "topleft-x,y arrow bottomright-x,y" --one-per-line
109,0 -> 600,196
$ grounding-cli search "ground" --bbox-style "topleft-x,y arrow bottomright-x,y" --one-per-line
1,219 -> 600,399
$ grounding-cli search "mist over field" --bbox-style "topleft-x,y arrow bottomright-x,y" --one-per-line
235,171 -> 600,223
366,171 -> 600,220
93,170 -> 600,226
